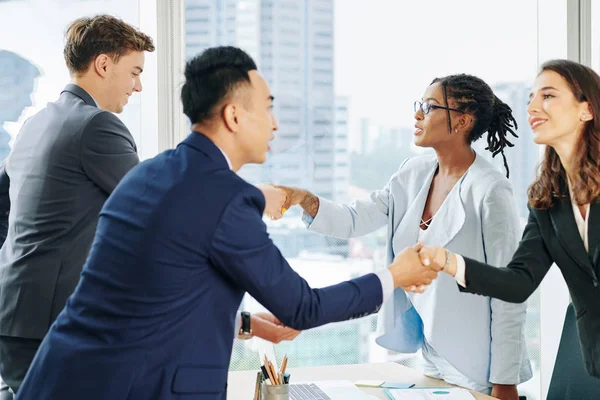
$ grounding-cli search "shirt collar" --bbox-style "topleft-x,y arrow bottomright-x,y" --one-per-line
216,146 -> 232,170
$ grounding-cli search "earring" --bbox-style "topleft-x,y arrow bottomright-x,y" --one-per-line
454,129 -> 458,133
582,115 -> 588,120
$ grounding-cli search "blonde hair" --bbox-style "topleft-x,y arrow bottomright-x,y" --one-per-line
63,14 -> 155,75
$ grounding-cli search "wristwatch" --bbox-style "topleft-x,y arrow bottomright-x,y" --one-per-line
238,311 -> 253,340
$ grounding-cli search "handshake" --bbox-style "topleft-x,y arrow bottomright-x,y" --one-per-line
256,183 -> 457,295
388,243 -> 458,294
257,184 -> 307,220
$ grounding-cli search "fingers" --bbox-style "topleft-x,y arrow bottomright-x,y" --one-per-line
404,284 -> 429,294
418,249 -> 431,267
418,246 -> 440,269
412,241 -> 424,252
274,327 -> 301,343
267,211 -> 283,220
255,313 -> 281,325
282,196 -> 292,210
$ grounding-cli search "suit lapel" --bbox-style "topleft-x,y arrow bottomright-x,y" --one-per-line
549,197 -> 594,275
424,173 -> 466,248
391,162 -> 437,252
588,203 -> 600,270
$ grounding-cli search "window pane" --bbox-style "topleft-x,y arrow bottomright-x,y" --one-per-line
593,2 -> 600,72
0,1 -> 144,162
183,2 -> 547,399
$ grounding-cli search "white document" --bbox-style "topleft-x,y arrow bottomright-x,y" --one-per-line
256,339 -> 279,372
388,388 -> 475,400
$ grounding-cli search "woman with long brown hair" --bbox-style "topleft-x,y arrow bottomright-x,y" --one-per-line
418,59 -> 600,382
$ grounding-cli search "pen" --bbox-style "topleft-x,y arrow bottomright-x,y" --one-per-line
260,365 -> 270,382
283,373 -> 290,384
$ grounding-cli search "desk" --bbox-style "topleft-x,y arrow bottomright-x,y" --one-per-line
228,362 -> 497,399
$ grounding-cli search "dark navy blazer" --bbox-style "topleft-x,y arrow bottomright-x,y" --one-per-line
17,132 -> 383,399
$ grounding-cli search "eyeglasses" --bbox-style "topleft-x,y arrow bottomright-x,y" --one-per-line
413,100 -> 465,115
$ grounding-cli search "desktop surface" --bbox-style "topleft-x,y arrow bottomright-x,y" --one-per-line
227,362 -> 497,399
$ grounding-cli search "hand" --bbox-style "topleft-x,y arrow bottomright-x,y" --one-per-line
275,185 -> 309,210
388,243 -> 439,292
418,246 -> 456,275
251,313 -> 301,344
491,384 -> 519,400
256,184 -> 287,220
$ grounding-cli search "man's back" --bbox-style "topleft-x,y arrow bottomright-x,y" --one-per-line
17,133 -> 383,400
0,84 -> 138,340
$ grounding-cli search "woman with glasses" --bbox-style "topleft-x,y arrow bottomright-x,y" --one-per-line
418,60 -> 600,385
275,74 -> 531,399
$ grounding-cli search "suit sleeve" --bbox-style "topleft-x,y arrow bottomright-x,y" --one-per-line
461,205 -> 554,303
0,161 -> 9,246
209,187 -> 383,330
306,158 -> 408,238
80,111 -> 139,194
481,180 -> 530,384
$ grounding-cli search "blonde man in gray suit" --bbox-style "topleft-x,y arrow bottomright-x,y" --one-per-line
0,15 -> 154,398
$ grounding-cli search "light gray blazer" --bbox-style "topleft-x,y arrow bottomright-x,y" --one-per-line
307,153 -> 532,386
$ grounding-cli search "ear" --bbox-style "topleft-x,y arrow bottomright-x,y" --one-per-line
453,113 -> 473,135
222,103 -> 241,133
93,54 -> 110,78
582,102 -> 594,121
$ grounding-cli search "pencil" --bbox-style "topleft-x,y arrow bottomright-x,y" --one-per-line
253,371 -> 262,400
269,361 -> 279,385
280,355 -> 288,375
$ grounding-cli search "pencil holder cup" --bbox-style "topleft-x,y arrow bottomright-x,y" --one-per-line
261,383 -> 289,400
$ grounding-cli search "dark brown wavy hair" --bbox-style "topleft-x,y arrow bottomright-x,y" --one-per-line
528,59 -> 600,209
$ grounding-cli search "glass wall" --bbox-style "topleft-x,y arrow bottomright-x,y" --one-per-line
592,1 -> 600,72
0,1 -> 577,399
182,1 -> 558,399
0,0 -> 157,161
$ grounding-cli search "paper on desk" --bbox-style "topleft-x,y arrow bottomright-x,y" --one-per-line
354,380 -> 384,387
257,339 -> 279,372
387,388 -> 474,400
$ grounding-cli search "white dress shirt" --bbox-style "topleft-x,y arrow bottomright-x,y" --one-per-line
454,199 -> 590,287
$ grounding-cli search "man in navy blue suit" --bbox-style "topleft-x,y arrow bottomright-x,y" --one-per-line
17,46 -> 439,400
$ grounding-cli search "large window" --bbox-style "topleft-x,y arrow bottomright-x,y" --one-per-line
181,1 -> 565,399
0,0 -> 158,161
1,2 -> 577,399
592,1 -> 600,72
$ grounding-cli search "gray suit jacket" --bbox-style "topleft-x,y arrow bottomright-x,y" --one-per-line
0,84 -> 139,340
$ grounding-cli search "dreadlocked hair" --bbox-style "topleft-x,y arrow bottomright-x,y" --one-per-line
431,74 -> 518,178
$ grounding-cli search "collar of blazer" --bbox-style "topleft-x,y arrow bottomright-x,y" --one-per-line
180,131 -> 231,171
548,194 -> 600,277
396,158 -> 469,249
61,84 -> 97,107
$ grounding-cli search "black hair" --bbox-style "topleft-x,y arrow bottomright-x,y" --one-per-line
181,46 -> 257,124
431,74 -> 518,178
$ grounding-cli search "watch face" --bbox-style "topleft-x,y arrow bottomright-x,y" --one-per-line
241,312 -> 252,332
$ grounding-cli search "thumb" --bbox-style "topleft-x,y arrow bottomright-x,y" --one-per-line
413,241 -> 424,252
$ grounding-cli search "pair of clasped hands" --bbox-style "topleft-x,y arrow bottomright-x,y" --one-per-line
258,184 -> 453,294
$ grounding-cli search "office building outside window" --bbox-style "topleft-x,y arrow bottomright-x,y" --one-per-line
183,1 -> 554,399
0,0 -> 157,161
